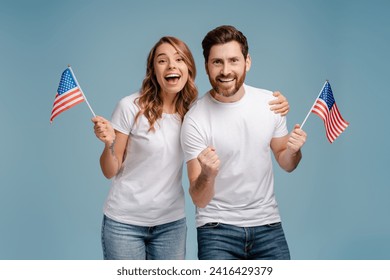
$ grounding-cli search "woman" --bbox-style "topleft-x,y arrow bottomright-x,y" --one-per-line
92,36 -> 289,260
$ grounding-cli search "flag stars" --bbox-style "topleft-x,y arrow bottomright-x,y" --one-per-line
57,69 -> 77,95
50,67 -> 85,123
320,83 -> 335,110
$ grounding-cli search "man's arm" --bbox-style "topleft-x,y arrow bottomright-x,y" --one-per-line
187,147 -> 220,208
271,124 -> 307,172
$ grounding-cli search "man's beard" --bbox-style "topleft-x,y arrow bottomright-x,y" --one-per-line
210,70 -> 246,97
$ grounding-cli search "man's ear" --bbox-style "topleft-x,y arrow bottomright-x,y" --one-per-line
246,54 -> 252,72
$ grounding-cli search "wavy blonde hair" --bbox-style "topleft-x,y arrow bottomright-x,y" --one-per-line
134,36 -> 198,131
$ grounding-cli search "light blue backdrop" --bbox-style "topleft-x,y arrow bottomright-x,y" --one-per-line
1,0 -> 389,260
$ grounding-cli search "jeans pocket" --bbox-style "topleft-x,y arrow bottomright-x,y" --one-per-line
266,222 -> 281,228
199,222 -> 220,229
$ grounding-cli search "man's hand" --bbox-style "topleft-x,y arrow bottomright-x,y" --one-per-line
197,146 -> 220,178
287,124 -> 307,154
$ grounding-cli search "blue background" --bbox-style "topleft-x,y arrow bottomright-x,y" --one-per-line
1,0 -> 389,260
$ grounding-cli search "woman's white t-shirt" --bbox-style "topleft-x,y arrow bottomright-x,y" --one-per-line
103,92 -> 185,226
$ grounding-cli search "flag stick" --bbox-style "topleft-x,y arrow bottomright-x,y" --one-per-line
300,80 -> 328,129
68,65 -> 96,118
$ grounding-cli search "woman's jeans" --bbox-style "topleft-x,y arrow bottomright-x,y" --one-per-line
197,222 -> 290,260
102,215 -> 187,260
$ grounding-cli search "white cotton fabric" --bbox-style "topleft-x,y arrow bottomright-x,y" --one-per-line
181,84 -> 288,227
103,92 -> 185,226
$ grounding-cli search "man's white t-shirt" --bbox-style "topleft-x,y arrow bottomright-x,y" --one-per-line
103,92 -> 185,226
181,84 -> 288,227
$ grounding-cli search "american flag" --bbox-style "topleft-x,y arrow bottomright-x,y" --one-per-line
50,67 -> 85,123
311,81 -> 349,143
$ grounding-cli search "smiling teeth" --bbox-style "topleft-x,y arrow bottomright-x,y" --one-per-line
165,74 -> 180,78
219,78 -> 234,82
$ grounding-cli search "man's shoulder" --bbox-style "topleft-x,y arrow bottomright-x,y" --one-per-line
187,92 -> 210,113
245,84 -> 273,98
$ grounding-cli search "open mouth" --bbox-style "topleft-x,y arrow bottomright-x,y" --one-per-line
165,73 -> 181,83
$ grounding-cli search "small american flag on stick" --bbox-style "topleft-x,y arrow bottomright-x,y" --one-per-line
301,81 -> 349,143
50,66 -> 95,123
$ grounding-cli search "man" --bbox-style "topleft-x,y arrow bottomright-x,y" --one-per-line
180,25 -> 307,260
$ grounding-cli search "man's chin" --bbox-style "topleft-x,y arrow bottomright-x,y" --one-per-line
216,88 -> 237,97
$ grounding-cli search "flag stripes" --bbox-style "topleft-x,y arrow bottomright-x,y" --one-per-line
50,89 -> 85,123
50,67 -> 85,123
311,82 -> 349,143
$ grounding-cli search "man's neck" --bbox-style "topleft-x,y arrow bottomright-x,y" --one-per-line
210,85 -> 245,103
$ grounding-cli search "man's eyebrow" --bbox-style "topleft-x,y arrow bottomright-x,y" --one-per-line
210,56 -> 240,60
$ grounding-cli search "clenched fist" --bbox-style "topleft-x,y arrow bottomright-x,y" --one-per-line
197,146 -> 220,178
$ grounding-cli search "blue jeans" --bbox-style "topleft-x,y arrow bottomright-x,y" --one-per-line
102,215 -> 187,260
197,222 -> 290,260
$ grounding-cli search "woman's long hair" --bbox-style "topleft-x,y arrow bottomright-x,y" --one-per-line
134,36 -> 198,131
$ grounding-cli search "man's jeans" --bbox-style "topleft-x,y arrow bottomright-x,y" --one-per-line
197,222 -> 290,260
102,215 -> 186,260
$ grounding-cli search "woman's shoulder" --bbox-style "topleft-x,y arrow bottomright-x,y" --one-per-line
114,91 -> 141,113
117,91 -> 140,105
120,91 -> 141,103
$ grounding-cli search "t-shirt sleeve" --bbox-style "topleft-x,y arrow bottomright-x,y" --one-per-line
110,96 -> 137,135
262,89 -> 288,138
273,115 -> 289,138
180,116 -> 207,163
